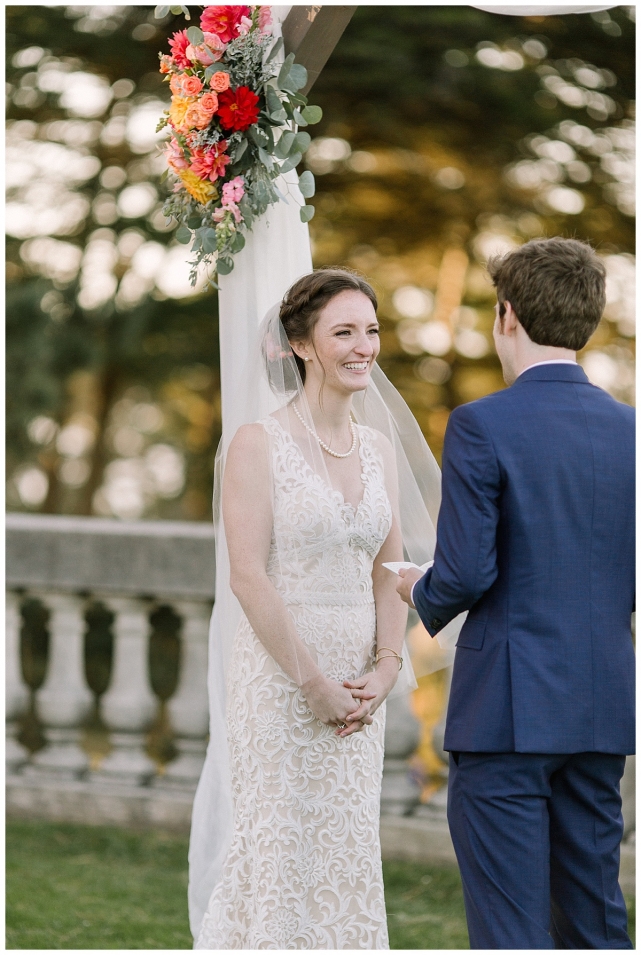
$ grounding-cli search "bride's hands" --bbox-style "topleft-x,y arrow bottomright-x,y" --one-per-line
300,674 -> 376,735
342,658 -> 399,729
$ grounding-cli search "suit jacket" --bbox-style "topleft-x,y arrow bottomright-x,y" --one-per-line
414,363 -> 635,754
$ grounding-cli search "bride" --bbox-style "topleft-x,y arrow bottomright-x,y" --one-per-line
191,268 -> 450,950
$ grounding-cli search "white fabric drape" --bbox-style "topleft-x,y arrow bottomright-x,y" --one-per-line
188,8 -> 313,937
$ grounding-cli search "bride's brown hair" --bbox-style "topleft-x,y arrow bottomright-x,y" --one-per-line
280,268 -> 378,384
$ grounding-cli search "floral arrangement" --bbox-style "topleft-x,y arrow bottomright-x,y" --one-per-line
155,5 -> 322,281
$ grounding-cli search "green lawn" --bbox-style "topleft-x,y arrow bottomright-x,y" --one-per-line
6,820 -> 634,950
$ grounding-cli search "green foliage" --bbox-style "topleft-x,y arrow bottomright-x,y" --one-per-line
5,5 -> 634,519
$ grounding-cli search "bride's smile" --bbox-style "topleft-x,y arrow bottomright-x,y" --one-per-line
293,289 -> 381,397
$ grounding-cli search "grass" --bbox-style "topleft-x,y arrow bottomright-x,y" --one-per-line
6,820 -> 634,950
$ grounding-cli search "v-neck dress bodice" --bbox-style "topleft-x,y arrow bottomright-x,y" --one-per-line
195,417 -> 393,950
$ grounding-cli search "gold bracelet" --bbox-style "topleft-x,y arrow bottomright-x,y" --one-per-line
375,647 -> 403,670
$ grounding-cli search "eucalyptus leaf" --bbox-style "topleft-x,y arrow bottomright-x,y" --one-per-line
230,232 -> 246,253
266,87 -> 283,114
275,131 -> 296,159
186,26 -> 204,45
301,105 -> 323,124
280,152 -> 303,174
258,147 -> 274,171
154,5 -> 170,18
176,225 -> 192,244
202,229 -> 218,254
285,63 -> 307,91
298,170 -> 316,198
277,53 -> 296,87
159,168 -> 169,184
217,256 -> 234,276
293,110 -> 308,127
265,36 -> 284,63
233,137 -> 248,161
300,204 -> 315,223
292,131 -> 311,153
187,215 -> 202,229
288,92 -> 308,107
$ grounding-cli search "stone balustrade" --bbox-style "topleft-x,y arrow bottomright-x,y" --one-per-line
7,513 -> 216,808
6,512 -> 423,820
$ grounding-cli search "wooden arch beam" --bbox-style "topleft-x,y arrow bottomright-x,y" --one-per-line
282,5 -> 357,95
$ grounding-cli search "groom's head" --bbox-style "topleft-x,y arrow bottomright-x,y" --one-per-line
488,238 -> 606,351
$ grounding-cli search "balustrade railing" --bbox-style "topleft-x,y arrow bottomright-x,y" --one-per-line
7,514 -> 215,795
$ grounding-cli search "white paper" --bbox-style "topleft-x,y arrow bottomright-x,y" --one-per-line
382,560 -> 434,576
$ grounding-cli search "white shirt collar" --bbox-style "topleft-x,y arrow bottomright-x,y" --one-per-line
517,359 -> 577,378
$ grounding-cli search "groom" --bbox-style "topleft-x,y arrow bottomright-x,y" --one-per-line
397,237 -> 635,949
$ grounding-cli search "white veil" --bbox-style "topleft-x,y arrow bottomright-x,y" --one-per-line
188,287 -> 463,939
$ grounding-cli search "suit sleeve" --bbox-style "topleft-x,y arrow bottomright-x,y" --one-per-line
414,404 -> 502,635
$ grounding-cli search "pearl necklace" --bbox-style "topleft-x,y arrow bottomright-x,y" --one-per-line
292,402 -> 357,459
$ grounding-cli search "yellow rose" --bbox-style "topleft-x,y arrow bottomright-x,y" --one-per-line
178,169 -> 218,205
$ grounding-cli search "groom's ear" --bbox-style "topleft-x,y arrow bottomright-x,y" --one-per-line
502,301 -> 520,334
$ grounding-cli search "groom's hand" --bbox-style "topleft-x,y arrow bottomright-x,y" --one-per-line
396,567 -> 424,609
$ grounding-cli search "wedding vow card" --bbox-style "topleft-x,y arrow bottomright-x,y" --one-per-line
382,560 -> 434,576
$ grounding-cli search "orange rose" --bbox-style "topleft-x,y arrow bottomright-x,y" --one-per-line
184,102 -> 212,130
200,91 -> 219,114
181,74 -> 203,96
210,71 -> 231,93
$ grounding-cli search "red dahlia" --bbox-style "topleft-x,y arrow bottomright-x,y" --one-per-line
199,6 -> 251,44
217,86 -> 260,132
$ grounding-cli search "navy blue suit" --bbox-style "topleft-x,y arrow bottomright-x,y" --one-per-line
413,363 -> 635,948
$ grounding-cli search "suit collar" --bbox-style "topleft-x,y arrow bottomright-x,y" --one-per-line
514,362 -> 589,385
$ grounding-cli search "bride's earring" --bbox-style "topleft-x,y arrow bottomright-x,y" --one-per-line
304,357 -> 310,362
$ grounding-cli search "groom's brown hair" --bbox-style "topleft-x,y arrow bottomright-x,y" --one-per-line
488,238 -> 606,350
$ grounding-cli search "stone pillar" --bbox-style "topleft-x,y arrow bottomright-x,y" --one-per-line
6,590 -> 30,773
91,596 -> 157,786
415,665 -> 453,820
27,592 -> 93,779
155,600 -> 211,789
381,690 -> 422,816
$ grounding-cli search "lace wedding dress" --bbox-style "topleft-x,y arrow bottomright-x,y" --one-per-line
195,416 -> 393,950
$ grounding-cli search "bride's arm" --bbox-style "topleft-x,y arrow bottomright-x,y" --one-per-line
223,424 -> 371,727
342,432 -> 407,732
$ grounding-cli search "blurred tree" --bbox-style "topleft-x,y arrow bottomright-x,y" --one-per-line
6,5 -> 635,519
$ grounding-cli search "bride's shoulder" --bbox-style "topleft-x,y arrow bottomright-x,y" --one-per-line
227,423 -> 270,464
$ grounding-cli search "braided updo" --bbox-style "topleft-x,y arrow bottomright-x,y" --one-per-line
279,268 -> 378,383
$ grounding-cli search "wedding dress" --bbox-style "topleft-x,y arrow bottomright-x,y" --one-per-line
195,416 -> 393,950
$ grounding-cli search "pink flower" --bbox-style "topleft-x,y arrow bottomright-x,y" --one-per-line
236,15 -> 253,36
200,91 -> 219,114
214,203 -> 242,223
187,33 -> 225,66
222,175 -> 245,205
209,71 -> 231,93
168,30 -> 192,69
165,138 -> 189,173
258,6 -> 272,34
200,6 -> 251,43
190,141 -> 231,181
